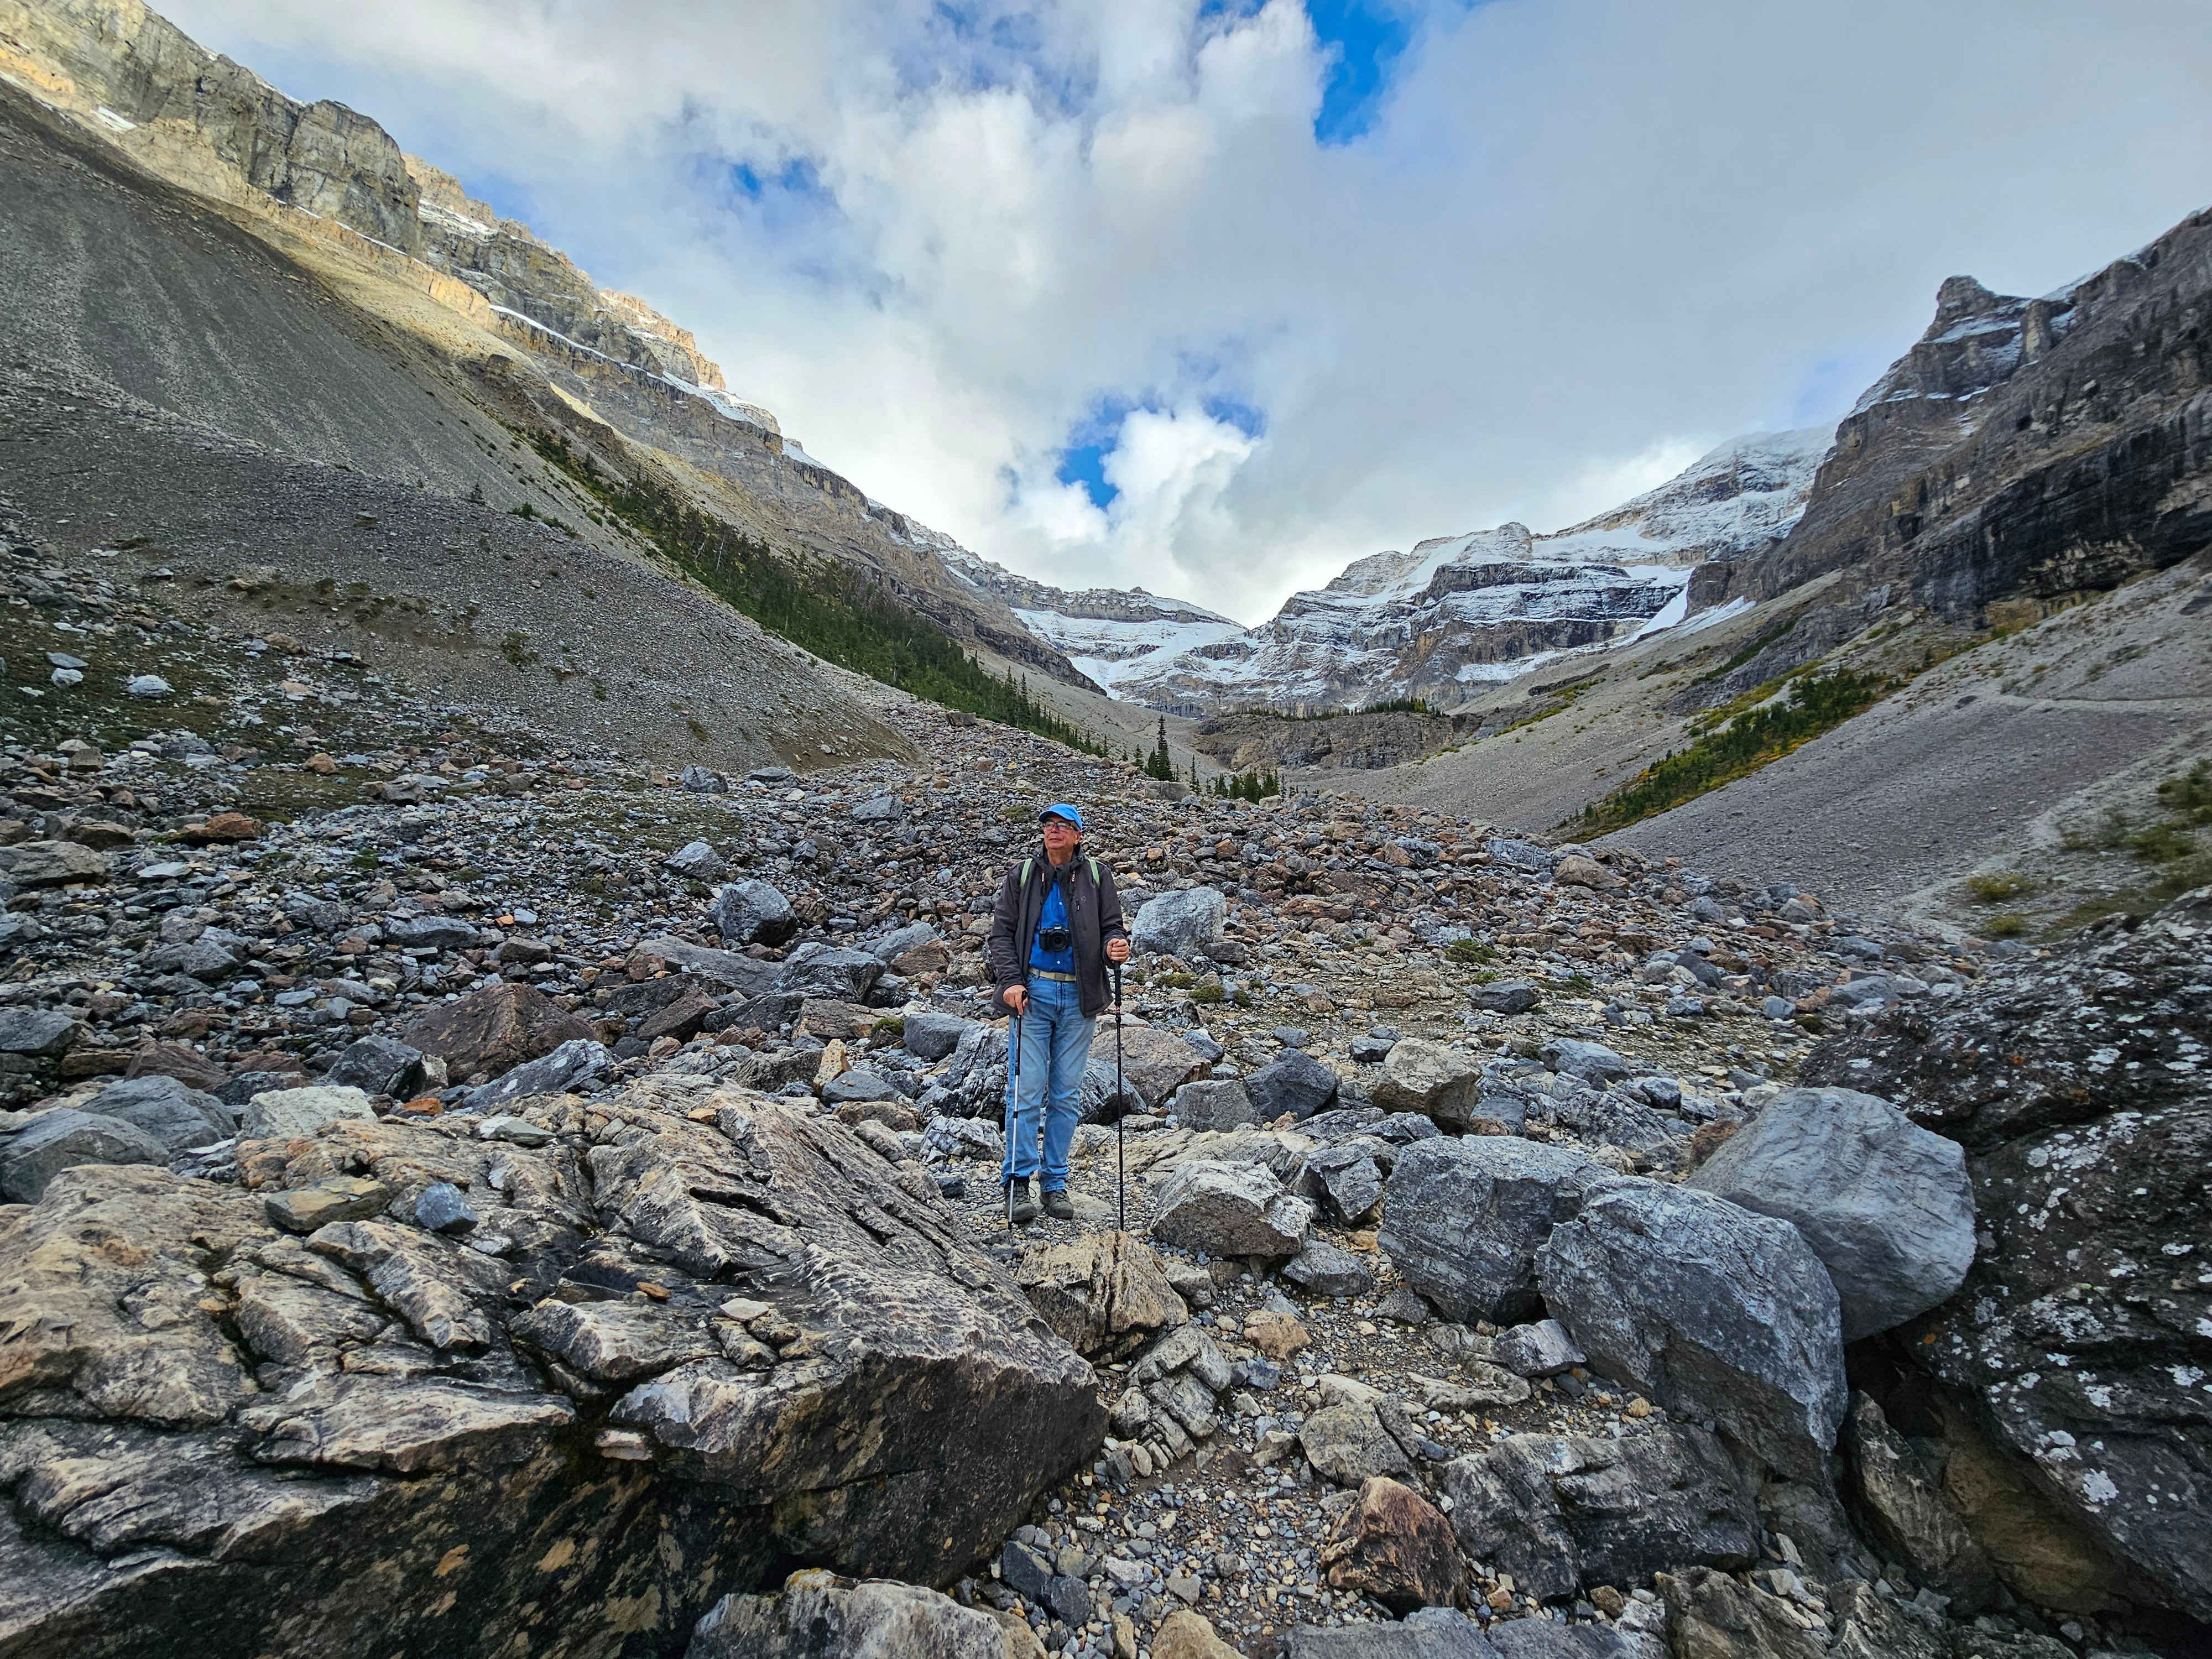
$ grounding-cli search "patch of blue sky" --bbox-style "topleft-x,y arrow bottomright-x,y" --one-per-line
1787,348 -> 1891,426
1203,395 -> 1267,439
1054,393 -> 1141,510
1052,387 -> 1267,510
889,3 -> 1088,115
1305,0 -> 1413,146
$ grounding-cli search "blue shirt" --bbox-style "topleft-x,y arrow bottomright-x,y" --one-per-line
1029,877 -> 1076,973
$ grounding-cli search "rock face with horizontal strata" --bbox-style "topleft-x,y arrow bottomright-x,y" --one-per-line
0,1076 -> 1102,1658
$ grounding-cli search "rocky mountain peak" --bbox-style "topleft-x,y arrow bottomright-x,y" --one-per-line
1928,273 -> 2007,332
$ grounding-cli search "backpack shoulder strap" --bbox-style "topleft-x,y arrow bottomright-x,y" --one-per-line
1087,856 -> 1100,886
1020,857 -> 1033,887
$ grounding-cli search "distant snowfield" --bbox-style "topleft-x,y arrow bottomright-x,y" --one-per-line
964,427 -> 1829,713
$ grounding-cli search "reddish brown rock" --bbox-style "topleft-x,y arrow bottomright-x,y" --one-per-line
400,983 -> 591,1082
1319,1475 -> 1468,1612
637,988 -> 718,1045
124,1040 -> 228,1092
180,811 -> 264,845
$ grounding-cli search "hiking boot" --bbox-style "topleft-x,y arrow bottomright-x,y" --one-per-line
1004,1178 -> 1038,1225
1042,1188 -> 1075,1222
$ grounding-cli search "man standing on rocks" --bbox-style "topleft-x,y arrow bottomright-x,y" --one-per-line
987,803 -> 1130,1223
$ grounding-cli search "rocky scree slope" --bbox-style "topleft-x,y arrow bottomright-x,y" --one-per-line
0,530 -> 2203,1657
0,0 -> 1083,691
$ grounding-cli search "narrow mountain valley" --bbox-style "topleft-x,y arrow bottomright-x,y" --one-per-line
0,4 -> 2205,1659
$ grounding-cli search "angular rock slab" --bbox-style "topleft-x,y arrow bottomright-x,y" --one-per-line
1686,1087 -> 1973,1340
1368,1039 -> 1482,1126
1378,1138 -> 1611,1324
1537,1182 -> 1848,1481
400,982 -> 592,1081
1015,1230 -> 1190,1361
0,1109 -> 167,1203
689,1569 -> 1010,1658
0,1083 -> 1102,1657
1440,1424 -> 1759,1602
1131,887 -> 1225,958
1320,1475 -> 1468,1612
78,1076 -> 236,1153
1282,1608 -> 1496,1657
1149,1160 -> 1311,1259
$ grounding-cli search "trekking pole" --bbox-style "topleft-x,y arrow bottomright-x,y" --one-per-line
1005,1006 -> 1021,1230
1113,963 -> 1126,1233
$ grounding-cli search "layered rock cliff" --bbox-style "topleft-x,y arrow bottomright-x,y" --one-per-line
1699,211 -> 2212,622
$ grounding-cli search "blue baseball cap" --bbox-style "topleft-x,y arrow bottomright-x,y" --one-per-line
1039,802 -> 1084,830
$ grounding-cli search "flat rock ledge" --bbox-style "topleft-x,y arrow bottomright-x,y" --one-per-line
0,1074 -> 1105,1659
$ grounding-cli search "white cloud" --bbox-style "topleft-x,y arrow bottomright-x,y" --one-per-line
163,0 -> 2212,625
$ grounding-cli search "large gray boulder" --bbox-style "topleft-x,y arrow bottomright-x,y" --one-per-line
1537,1181 -> 1848,1480
776,944 -> 883,1004
711,878 -> 798,947
1368,1040 -> 1482,1126
1131,887 -> 1225,958
635,936 -> 779,998
688,1571 -> 1008,1658
0,1008 -> 80,1057
0,1085 -> 1104,1656
1439,1423 -> 1760,1601
665,841 -> 727,883
1150,1160 -> 1311,1258
1377,1138 -> 1611,1324
471,1040 -> 614,1110
899,1009 -> 978,1063
79,1075 -> 236,1152
1686,1086 -> 1974,1340
0,1108 -> 167,1201
1246,1048 -> 1340,1120
324,1035 -> 428,1099
1170,1079 -> 1256,1133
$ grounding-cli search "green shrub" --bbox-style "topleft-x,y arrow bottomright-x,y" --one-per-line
1985,912 -> 2028,938
1576,669 -> 1891,834
1446,939 -> 1498,965
524,431 -> 1108,754
1966,872 -> 2032,902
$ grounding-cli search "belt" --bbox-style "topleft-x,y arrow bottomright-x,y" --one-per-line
1029,969 -> 1078,983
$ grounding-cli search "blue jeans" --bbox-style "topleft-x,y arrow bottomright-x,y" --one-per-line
1001,975 -> 1096,1192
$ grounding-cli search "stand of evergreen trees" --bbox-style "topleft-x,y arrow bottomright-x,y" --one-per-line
1208,769 -> 1280,801
528,432 -> 1108,755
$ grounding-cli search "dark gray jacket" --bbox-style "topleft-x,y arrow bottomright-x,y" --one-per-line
985,847 -> 1128,1018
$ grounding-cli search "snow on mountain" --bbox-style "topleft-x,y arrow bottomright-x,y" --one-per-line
971,429 -> 1830,714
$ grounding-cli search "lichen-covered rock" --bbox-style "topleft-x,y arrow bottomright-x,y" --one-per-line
1149,1160 -> 1311,1259
1368,1039 -> 1482,1126
1803,887 -> 2212,1619
0,1081 -> 1102,1657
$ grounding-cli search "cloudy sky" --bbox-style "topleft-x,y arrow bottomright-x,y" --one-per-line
168,0 -> 2212,623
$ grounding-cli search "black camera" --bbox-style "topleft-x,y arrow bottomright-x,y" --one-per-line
1037,925 -> 1072,953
